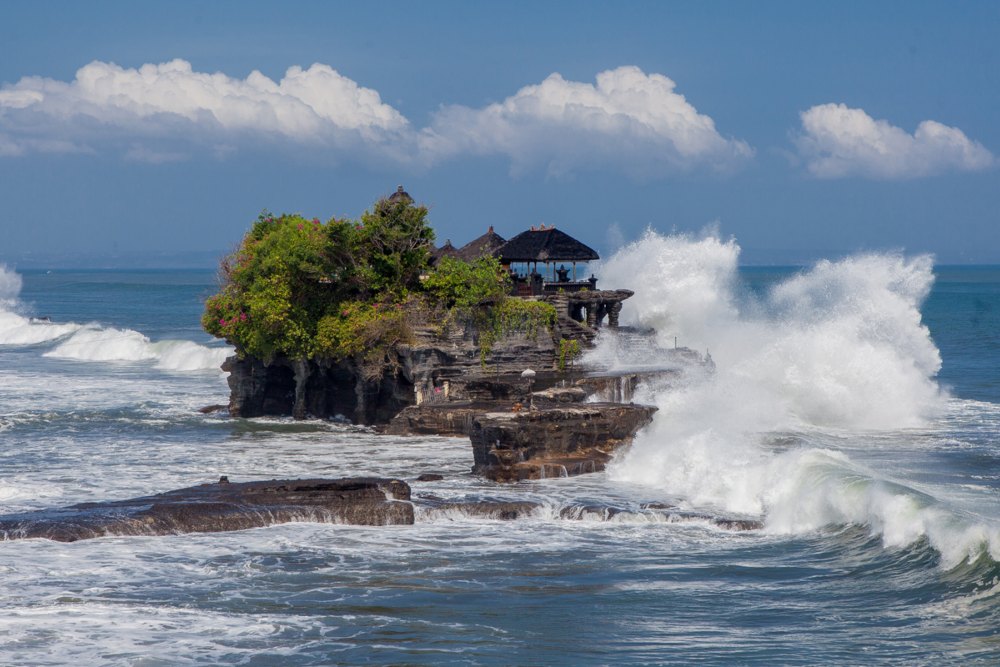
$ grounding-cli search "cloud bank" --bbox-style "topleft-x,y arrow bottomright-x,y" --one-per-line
420,66 -> 753,177
0,59 -> 411,161
0,60 -> 749,177
796,103 -> 994,179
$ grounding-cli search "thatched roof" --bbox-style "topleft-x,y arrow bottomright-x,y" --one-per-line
430,240 -> 460,265
386,185 -> 413,204
494,226 -> 599,263
456,226 -> 506,262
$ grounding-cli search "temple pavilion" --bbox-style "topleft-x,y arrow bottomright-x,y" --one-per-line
493,225 -> 600,296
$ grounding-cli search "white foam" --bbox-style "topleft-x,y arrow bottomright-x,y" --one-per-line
151,339 -> 231,371
0,266 -> 230,371
41,328 -> 230,371
44,326 -> 157,361
0,310 -> 81,345
0,265 -> 82,345
600,230 -> 998,567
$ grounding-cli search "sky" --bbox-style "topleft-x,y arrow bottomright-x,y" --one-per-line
0,0 -> 998,267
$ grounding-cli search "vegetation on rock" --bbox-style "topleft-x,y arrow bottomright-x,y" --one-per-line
203,194 -> 558,372
476,298 -> 557,367
558,337 -> 582,371
422,256 -> 511,309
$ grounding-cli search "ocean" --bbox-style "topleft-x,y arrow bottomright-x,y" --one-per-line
1,233 -> 999,665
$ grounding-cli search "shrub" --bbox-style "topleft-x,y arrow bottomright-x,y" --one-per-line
477,298 -> 557,367
423,256 -> 511,309
315,301 -> 413,380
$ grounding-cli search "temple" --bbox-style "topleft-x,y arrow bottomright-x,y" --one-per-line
434,222 -> 632,335
495,225 -> 599,295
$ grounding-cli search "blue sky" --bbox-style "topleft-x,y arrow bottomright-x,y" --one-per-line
1,0 -> 998,266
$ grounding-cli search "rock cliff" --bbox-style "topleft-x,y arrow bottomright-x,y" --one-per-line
224,301 -> 561,424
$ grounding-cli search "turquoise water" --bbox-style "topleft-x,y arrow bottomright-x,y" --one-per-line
1,255 -> 999,665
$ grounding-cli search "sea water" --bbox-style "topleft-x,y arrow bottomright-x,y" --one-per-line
0,236 -> 999,665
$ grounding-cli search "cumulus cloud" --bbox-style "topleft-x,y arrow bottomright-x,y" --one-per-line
796,103 -> 994,179
421,66 -> 753,177
0,61 -> 751,177
0,59 -> 412,161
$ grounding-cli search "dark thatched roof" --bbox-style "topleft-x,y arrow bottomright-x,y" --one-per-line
430,240 -> 460,265
494,227 -> 599,263
386,185 -> 413,204
456,226 -> 506,262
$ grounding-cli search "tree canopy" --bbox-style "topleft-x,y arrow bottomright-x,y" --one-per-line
202,193 -> 548,369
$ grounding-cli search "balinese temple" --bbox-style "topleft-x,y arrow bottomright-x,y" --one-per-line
386,185 -> 413,204
457,226 -> 506,262
418,189 -> 632,333
494,225 -> 600,295
429,240 -> 460,266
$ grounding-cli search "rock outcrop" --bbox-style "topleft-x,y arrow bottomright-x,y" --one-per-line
469,403 -> 658,481
0,478 -> 413,542
224,304 -> 560,424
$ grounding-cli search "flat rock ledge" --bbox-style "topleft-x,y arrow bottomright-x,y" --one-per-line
0,478 -> 413,542
470,403 -> 657,482
383,402 -> 488,438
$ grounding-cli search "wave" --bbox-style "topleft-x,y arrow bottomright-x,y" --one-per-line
596,230 -> 999,569
0,264 -> 230,372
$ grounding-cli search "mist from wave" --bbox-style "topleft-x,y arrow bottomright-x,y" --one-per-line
594,230 -> 999,568
0,264 -> 230,372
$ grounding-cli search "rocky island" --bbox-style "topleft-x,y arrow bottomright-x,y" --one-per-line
202,187 -> 703,481
0,187 -> 731,543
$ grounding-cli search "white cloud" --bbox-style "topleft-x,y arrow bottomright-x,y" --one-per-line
0,59 -> 411,159
0,61 -> 751,178
420,66 -> 753,177
796,103 -> 994,179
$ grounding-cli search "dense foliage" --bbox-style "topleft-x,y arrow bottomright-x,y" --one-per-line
202,194 -> 558,372
203,197 -> 434,361
422,256 -> 511,309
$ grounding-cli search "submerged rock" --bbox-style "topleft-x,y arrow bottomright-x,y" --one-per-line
420,500 -> 542,521
0,478 -> 413,542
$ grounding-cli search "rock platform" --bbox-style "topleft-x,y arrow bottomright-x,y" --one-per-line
0,477 -> 413,542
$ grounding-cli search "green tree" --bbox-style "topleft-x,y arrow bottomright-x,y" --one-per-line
423,256 -> 512,309
203,212 -> 334,359
202,193 -> 437,362
356,196 -> 435,298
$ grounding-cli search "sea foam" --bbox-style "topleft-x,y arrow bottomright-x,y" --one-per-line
597,230 -> 998,567
0,265 -> 230,372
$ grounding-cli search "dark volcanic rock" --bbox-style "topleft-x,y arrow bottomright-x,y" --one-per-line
0,478 -> 413,542
420,500 -> 541,520
384,403 -> 490,437
223,355 -> 414,424
470,403 -> 657,481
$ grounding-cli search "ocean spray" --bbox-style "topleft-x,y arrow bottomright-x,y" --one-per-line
596,230 -> 999,567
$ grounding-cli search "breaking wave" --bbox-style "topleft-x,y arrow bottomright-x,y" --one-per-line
597,230 -> 1000,568
0,265 -> 229,372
